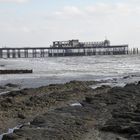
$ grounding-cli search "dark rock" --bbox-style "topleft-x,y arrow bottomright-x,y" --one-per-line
1,97 -> 15,108
6,91 -> 19,97
138,81 -> 140,85
123,76 -> 130,79
31,116 -> 46,126
17,113 -> 26,119
5,97 -> 14,104
85,97 -> 94,104
131,134 -> 140,139
2,80 -> 140,139
0,86 -> 6,89
5,83 -> 18,88
2,133 -> 21,140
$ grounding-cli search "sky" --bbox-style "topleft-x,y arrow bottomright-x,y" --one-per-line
0,0 -> 140,48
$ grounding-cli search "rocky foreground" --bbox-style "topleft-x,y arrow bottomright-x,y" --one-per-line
1,81 -> 140,140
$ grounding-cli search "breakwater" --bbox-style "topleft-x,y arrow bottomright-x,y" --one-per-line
0,70 -> 33,74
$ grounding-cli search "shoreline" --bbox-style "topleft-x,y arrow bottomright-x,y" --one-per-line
0,79 -> 140,140
0,73 -> 140,92
1,73 -> 140,88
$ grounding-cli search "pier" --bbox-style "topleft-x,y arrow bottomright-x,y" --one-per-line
0,47 -> 49,58
0,39 -> 134,58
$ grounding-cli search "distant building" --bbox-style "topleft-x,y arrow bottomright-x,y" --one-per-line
52,39 -> 110,48
48,39 -> 128,57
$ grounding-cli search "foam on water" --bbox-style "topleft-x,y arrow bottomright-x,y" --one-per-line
0,55 -> 140,88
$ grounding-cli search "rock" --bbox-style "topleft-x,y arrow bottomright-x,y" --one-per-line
2,133 -> 21,140
85,97 -> 94,104
1,97 -> 15,108
17,113 -> 26,119
5,83 -> 18,88
5,97 -> 14,104
31,116 -> 46,126
2,80 -> 140,139
6,91 -> 19,97
131,134 -> 140,139
0,86 -> 6,90
123,76 -> 130,79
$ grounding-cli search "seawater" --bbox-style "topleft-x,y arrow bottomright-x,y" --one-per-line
0,55 -> 140,88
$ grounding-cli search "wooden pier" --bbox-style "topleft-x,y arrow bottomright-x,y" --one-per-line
0,39 -> 132,58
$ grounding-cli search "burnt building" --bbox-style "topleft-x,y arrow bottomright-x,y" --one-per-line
48,39 -> 128,57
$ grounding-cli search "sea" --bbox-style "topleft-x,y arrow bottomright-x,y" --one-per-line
0,55 -> 140,88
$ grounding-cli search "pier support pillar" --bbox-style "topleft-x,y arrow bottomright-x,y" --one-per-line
0,49 -> 3,58
12,49 -> 16,58
18,49 -> 21,58
63,49 -> 65,56
24,49 -> 28,58
137,48 -> 139,54
84,48 -> 86,56
7,50 -> 10,58
41,49 -> 45,57
33,49 -> 37,58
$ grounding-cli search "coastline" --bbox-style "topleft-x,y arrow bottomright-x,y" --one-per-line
1,56 -> 140,140
0,79 -> 140,140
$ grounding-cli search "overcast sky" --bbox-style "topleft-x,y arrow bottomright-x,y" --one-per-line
0,0 -> 140,48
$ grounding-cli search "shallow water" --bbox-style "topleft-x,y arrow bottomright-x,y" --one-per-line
0,55 -> 140,88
